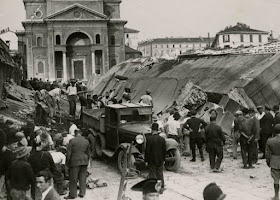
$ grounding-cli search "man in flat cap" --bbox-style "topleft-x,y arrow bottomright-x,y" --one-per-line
266,124 -> 280,200
131,178 -> 162,200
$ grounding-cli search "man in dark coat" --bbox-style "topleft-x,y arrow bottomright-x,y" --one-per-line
36,170 -> 61,200
66,129 -> 90,199
205,116 -> 225,172
183,110 -> 207,162
260,106 -> 274,159
274,105 -> 280,127
8,146 -> 35,200
239,108 -> 258,169
266,124 -> 280,200
145,123 -> 166,188
28,142 -> 64,198
2,137 -> 18,200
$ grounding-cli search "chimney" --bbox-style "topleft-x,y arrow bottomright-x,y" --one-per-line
5,40 -> 10,48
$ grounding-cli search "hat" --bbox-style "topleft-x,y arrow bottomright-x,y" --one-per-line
70,78 -> 76,83
151,123 -> 159,131
15,132 -> 25,138
152,115 -> 158,121
146,89 -> 151,94
131,179 -> 162,194
34,126 -> 41,132
203,182 -> 226,200
275,124 -> 280,134
256,105 -> 263,109
173,112 -> 181,120
273,105 -> 279,111
235,110 -> 242,115
16,146 -> 32,159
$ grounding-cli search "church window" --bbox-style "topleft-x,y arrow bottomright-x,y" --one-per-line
73,11 -> 81,19
126,34 -> 129,39
96,34 -> 101,44
35,10 -> 43,18
56,35 -> 61,45
111,36 -> 116,45
38,61 -> 44,73
106,11 -> 111,17
37,37 -> 43,47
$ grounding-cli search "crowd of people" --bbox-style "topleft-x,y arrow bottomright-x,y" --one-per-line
3,76 -> 280,200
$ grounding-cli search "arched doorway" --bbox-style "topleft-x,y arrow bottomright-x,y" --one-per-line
65,32 -> 91,80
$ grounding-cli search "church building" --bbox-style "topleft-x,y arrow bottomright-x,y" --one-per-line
17,0 -> 127,82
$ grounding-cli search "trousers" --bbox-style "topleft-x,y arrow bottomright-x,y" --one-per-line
240,136 -> 255,166
261,133 -> 272,156
190,137 -> 204,159
68,95 -> 77,117
207,143 -> 223,169
148,164 -> 164,187
69,165 -> 87,198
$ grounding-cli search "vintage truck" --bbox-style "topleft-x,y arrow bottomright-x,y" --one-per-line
82,103 -> 181,172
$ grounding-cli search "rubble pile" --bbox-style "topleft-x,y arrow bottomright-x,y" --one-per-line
175,81 -> 207,111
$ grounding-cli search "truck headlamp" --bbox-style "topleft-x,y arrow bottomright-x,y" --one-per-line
136,134 -> 144,144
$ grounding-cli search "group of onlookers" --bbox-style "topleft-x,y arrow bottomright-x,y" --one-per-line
0,114 -> 90,200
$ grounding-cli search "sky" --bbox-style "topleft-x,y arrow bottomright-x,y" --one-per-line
1,0 -> 280,41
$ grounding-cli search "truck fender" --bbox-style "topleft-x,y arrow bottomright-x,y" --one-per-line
117,143 -> 141,156
165,138 -> 179,151
87,128 -> 98,137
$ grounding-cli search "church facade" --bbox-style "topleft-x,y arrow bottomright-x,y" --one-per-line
17,0 -> 127,82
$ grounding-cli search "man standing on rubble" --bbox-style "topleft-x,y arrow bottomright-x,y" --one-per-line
205,116 -> 225,172
260,106 -> 274,159
67,79 -> 77,118
184,110 -> 207,162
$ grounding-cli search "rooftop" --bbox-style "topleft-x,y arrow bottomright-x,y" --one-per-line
124,27 -> 139,33
218,22 -> 269,34
139,37 -> 214,46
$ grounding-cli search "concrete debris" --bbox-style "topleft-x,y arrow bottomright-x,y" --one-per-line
86,177 -> 107,189
175,81 -> 207,111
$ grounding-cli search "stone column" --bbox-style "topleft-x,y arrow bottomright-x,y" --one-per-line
63,51 -> 67,82
91,51 -> 96,75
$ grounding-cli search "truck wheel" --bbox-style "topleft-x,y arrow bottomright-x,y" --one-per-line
117,150 -> 136,173
95,134 -> 106,157
164,149 -> 181,171
88,134 -> 97,159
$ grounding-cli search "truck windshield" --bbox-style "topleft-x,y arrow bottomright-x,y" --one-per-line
120,108 -> 151,123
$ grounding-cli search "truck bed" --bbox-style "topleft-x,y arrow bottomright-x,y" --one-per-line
82,108 -> 105,133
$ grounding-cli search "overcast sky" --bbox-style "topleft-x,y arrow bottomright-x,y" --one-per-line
1,0 -> 280,41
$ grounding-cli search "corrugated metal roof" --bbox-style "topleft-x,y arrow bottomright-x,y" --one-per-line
89,53 -> 280,113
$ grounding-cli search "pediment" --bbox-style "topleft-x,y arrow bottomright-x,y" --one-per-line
45,3 -> 107,21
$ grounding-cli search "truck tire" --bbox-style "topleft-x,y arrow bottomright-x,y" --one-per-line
95,134 -> 106,157
164,149 -> 181,171
117,150 -> 136,173
88,134 -> 97,159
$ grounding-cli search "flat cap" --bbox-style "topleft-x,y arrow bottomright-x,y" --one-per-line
131,178 -> 162,194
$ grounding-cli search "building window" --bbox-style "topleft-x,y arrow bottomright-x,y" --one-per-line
179,44 -> 181,48
96,34 -> 101,44
111,36 -> 115,45
167,44 -> 169,48
223,35 -> 230,42
240,34 -> 244,42
38,61 -> 44,73
259,35 -> 262,42
37,37 -> 43,47
173,44 -> 175,48
56,35 -> 61,45
56,70 -> 62,78
111,59 -> 116,68
180,50 -> 182,54
250,35 -> 253,42
126,34 -> 129,39
161,45 -> 163,48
